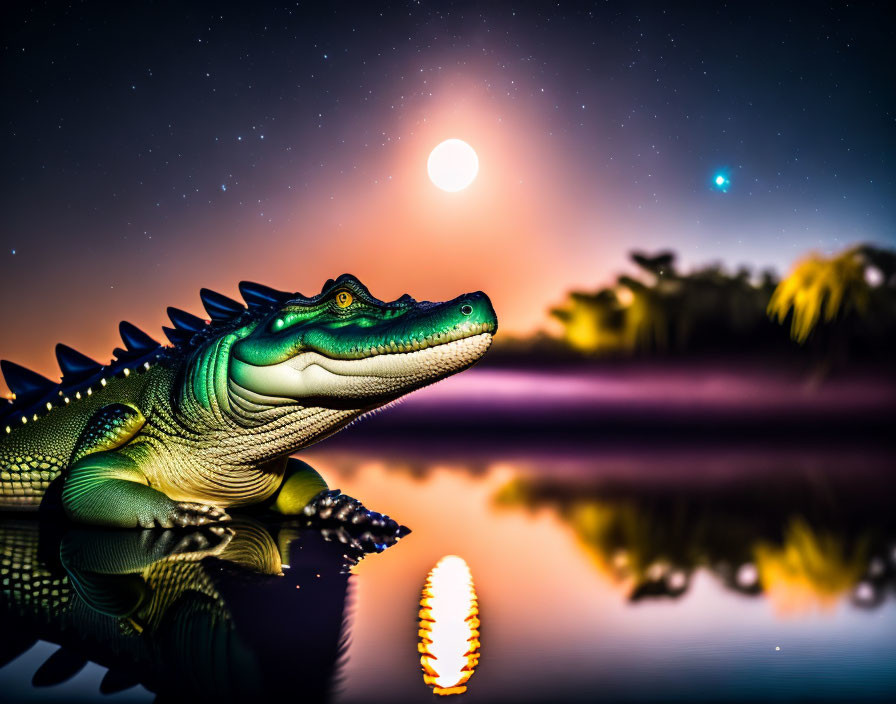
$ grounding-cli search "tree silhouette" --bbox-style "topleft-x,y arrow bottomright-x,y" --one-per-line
546,245 -> 894,368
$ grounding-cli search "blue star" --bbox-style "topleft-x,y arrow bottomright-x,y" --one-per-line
712,172 -> 730,192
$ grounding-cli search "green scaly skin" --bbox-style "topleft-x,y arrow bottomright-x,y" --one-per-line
0,275 -> 497,527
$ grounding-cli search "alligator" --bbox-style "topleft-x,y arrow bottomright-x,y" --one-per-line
0,275 -> 497,527
0,516 -> 390,700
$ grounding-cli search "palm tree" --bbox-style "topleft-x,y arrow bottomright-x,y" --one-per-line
767,246 -> 871,344
630,250 -> 677,279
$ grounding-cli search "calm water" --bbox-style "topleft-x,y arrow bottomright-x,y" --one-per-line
1,369 -> 895,703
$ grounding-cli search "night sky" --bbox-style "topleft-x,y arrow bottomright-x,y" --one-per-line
1,1 -> 893,385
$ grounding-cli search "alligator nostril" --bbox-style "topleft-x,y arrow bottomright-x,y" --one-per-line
460,304 -> 473,316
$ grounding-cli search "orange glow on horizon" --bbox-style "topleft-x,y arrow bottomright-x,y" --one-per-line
0,74 -> 626,389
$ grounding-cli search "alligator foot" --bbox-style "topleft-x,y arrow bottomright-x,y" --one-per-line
170,502 -> 230,528
136,502 -> 231,529
303,489 -> 410,553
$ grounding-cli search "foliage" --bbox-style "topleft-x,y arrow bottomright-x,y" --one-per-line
550,249 -> 780,357
768,247 -> 871,343
546,244 -> 896,365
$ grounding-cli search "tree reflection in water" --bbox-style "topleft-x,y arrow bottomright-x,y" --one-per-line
494,471 -> 896,613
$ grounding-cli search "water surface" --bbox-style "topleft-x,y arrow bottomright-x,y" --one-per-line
1,369 -> 894,702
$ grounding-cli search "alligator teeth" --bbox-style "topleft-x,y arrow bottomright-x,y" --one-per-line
349,324 -> 494,359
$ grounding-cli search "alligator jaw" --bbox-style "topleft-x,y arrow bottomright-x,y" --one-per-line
228,333 -> 493,403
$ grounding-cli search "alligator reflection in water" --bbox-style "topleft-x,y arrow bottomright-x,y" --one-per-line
495,470 -> 896,613
0,516 -> 400,701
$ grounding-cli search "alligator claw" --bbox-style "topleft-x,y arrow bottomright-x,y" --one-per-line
302,489 -> 410,553
170,502 -> 230,528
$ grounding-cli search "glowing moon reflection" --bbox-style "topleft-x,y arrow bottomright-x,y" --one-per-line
418,555 -> 481,695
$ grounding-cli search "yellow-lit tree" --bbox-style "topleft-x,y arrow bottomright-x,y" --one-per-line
550,290 -> 626,354
767,246 -> 872,343
547,245 -> 894,363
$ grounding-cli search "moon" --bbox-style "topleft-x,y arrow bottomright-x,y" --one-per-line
428,139 -> 479,192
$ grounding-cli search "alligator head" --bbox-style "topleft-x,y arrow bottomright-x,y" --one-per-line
228,274 -> 497,413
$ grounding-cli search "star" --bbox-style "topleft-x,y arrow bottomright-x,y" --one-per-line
713,173 -> 730,192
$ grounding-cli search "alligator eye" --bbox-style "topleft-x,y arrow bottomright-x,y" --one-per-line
460,304 -> 473,315
335,290 -> 353,308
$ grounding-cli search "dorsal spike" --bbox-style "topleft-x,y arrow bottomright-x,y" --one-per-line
119,322 -> 160,353
167,307 -> 206,332
396,294 -> 415,304
163,326 -> 193,346
56,344 -> 103,383
1,360 -> 57,400
200,288 -> 246,321
238,281 -> 292,309
321,279 -> 336,294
